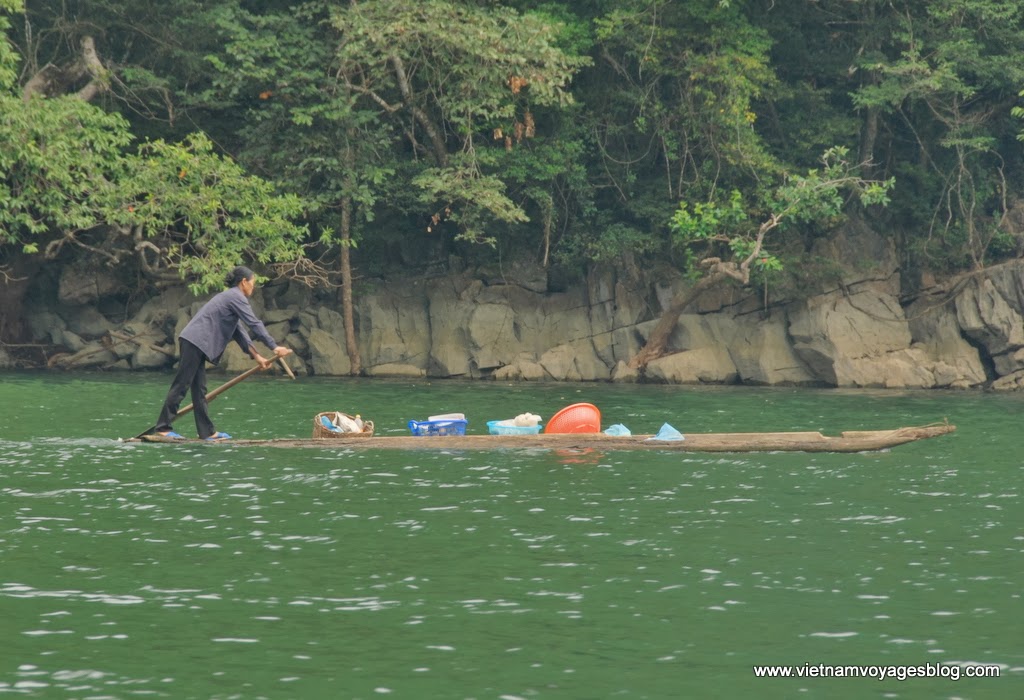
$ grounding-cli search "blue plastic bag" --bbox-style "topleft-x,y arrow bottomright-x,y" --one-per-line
646,423 -> 685,441
604,423 -> 632,436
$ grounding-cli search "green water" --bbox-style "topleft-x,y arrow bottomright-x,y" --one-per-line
0,371 -> 1021,699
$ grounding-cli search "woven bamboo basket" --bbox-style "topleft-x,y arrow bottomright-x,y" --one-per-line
312,412 -> 375,439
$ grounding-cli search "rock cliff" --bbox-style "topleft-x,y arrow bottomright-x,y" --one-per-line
12,227 -> 1024,390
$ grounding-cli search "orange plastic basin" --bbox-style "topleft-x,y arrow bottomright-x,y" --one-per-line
544,403 -> 601,434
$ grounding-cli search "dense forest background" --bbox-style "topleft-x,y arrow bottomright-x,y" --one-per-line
3,0 -> 1024,367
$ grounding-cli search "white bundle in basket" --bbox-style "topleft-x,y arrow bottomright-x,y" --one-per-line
332,412 -> 364,433
513,413 -> 542,427
495,413 -> 542,428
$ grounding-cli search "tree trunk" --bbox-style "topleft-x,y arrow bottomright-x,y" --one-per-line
339,193 -> 361,376
856,1 -> 880,177
859,106 -> 879,176
389,54 -> 448,166
627,272 -> 726,370
22,36 -> 107,102
75,36 -> 108,102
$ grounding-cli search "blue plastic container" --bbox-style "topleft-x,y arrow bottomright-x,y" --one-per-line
486,420 -> 542,436
408,418 -> 468,436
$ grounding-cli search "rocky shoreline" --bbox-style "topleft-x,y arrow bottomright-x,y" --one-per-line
6,229 -> 1024,391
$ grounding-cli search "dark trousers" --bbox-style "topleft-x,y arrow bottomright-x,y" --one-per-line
155,338 -> 215,438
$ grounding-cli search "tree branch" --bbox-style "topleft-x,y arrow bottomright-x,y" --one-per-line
342,74 -> 403,113
134,237 -> 169,277
44,228 -> 121,264
75,37 -> 109,102
21,36 -> 109,102
0,265 -> 27,284
388,54 -> 448,166
22,63 -> 59,101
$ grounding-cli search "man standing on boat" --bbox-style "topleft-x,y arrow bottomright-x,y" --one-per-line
153,266 -> 293,441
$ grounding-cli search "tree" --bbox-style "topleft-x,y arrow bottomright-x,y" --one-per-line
0,94 -> 308,292
6,0 -> 1023,371
13,0 -> 233,134
200,1 -> 390,374
761,0 -> 1024,273
200,0 -> 589,373
331,0 -> 589,243
555,0 -> 779,263
849,0 -> 1024,270
0,2 -> 309,300
628,147 -> 893,370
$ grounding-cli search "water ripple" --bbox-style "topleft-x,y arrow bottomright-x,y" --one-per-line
1,379 -> 1020,697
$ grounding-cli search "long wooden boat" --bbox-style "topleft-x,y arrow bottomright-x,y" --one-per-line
128,423 -> 955,453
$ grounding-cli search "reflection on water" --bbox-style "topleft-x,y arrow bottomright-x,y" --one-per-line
0,375 -> 1021,698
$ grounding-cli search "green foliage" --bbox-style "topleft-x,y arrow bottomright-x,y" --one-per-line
4,0 -> 1024,296
335,0 -> 588,116
112,134 -> 308,294
328,0 -> 590,243
475,112 -> 596,254
845,0 -> 1024,268
670,190 -> 747,245
848,1 -> 1024,114
412,164 -> 528,246
669,147 -> 894,283
0,0 -> 22,90
774,147 -> 894,222
0,94 -> 132,249
1013,89 -> 1024,141
197,0 -> 590,258
514,2 -> 594,58
191,0 -> 391,262
557,220 -> 661,265
589,0 -> 781,196
0,92 -> 306,293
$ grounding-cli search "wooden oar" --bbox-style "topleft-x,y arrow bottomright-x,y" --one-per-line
278,356 -> 296,380
132,364 -> 263,439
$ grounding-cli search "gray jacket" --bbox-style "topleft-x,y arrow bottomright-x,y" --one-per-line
179,287 -> 278,363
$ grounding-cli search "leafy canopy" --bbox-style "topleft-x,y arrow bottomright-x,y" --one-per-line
331,0 -> 590,243
0,0 -> 21,89
671,147 -> 894,284
0,91 -> 308,292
